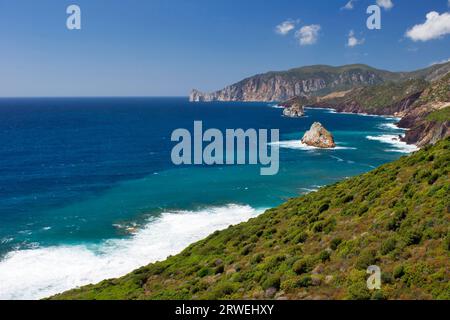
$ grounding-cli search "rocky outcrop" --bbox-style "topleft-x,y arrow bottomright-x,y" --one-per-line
302,122 -> 336,148
402,120 -> 449,147
398,73 -> 450,146
279,96 -> 307,117
189,62 -> 450,103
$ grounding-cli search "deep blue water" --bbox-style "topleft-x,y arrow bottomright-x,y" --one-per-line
0,97 -> 413,299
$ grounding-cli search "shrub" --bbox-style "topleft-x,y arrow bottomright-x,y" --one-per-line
404,229 -> 422,246
387,209 -> 407,231
318,203 -> 330,214
371,290 -> 386,300
197,267 -> 211,278
347,282 -> 371,300
213,283 -> 235,297
445,234 -> 450,251
428,173 -> 439,185
312,221 -> 324,233
355,249 -> 377,270
215,265 -> 224,274
294,232 -> 308,244
262,275 -> 281,290
380,237 -> 397,255
241,244 -> 254,256
381,272 -> 394,284
393,265 -> 405,279
330,238 -> 343,251
251,253 -> 264,264
297,275 -> 313,288
293,258 -> 313,275
319,250 -> 331,262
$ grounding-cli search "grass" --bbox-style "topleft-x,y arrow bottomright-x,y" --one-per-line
51,138 -> 450,300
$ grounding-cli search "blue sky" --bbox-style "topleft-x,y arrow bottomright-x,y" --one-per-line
0,0 -> 449,97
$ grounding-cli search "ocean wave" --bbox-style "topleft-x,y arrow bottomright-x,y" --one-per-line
326,109 -> 401,120
0,204 -> 264,300
377,123 -> 404,131
272,141 -> 356,151
269,104 -> 284,109
366,135 -> 419,153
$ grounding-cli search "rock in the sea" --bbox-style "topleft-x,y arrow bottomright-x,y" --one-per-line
283,106 -> 304,118
280,96 -> 308,118
302,122 -> 336,148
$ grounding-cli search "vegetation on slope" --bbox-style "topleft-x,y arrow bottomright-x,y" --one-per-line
427,107 -> 450,123
52,138 -> 450,300
417,72 -> 450,108
315,79 -> 429,113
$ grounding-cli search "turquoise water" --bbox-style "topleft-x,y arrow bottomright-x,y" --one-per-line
0,98 -> 414,299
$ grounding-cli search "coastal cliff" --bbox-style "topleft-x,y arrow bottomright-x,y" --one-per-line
190,62 -> 450,102
309,73 -> 450,146
399,73 -> 450,146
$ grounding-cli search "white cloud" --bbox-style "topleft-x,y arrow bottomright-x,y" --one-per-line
406,11 -> 450,42
275,20 -> 297,35
376,0 -> 394,10
347,30 -> 364,47
295,24 -> 321,45
342,0 -> 356,10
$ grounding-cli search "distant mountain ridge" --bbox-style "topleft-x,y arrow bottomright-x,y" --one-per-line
190,62 -> 450,102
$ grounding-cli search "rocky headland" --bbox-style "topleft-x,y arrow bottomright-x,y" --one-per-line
190,62 -> 450,103
190,62 -> 450,148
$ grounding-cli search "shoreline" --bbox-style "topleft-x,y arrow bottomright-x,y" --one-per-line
0,107 -> 419,300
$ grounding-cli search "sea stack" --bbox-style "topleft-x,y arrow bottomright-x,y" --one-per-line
302,122 -> 336,148
280,96 -> 307,118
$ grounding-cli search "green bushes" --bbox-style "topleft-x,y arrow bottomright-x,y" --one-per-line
393,265 -> 405,279
347,282 -> 371,300
380,237 -> 397,255
197,267 -> 211,278
355,249 -> 378,270
404,229 -> 423,246
330,238 -> 343,250
297,275 -> 313,288
319,250 -> 331,262
294,232 -> 308,244
292,257 -> 314,275
262,275 -> 281,290
251,253 -> 264,265
387,209 -> 407,231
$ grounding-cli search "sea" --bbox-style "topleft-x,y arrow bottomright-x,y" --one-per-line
0,97 -> 417,299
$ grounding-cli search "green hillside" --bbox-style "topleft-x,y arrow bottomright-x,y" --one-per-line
427,107 -> 450,123
316,79 -> 429,113
52,138 -> 450,300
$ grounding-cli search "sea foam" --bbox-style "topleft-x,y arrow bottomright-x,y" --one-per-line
366,134 -> 419,153
272,140 -> 356,151
0,204 -> 263,300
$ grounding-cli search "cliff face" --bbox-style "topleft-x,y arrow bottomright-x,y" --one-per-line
190,62 -> 450,102
191,76 -> 330,102
399,73 -> 450,146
